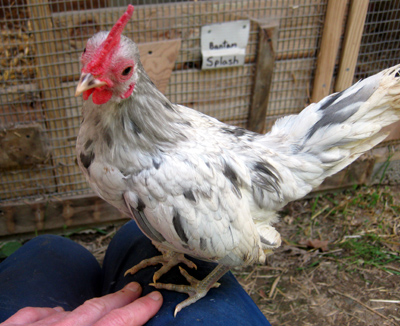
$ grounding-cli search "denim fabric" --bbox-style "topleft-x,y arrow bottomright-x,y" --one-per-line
0,221 -> 271,325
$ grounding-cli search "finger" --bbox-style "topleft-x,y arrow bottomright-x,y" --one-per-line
22,307 -> 67,325
93,291 -> 163,326
30,310 -> 69,325
56,282 -> 142,326
2,307 -> 60,325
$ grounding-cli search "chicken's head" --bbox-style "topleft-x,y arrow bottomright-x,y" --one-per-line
75,5 -> 138,105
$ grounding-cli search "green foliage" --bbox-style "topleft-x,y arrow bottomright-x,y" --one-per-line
311,195 -> 319,215
0,241 -> 22,259
340,234 -> 400,275
348,189 -> 383,209
372,148 -> 394,186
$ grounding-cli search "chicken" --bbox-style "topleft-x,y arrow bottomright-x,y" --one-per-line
75,5 -> 400,316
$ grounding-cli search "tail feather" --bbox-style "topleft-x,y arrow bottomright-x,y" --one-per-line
262,64 -> 400,199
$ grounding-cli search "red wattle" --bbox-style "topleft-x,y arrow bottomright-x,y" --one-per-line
92,89 -> 113,105
83,89 -> 95,101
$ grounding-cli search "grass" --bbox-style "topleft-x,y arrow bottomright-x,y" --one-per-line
372,147 -> 395,186
340,234 -> 400,275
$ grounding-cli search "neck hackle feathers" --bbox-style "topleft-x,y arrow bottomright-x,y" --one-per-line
85,5 -> 134,75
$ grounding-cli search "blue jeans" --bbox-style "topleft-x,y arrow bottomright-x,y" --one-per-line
0,220 -> 271,325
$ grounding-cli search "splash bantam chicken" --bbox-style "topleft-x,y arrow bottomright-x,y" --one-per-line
76,5 -> 400,316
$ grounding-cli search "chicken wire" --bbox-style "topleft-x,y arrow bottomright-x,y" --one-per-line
0,0 -> 396,204
355,0 -> 400,80
353,0 -> 400,150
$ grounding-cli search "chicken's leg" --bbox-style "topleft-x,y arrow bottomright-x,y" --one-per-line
150,264 -> 230,317
124,241 -> 197,282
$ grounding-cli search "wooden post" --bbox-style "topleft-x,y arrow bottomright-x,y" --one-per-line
248,23 -> 278,134
311,0 -> 348,103
28,0 -> 74,193
335,0 -> 369,91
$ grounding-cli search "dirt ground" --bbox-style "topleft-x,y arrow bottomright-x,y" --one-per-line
233,185 -> 400,326
64,184 -> 400,326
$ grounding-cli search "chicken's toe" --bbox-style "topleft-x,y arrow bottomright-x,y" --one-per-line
150,264 -> 230,316
124,243 -> 196,281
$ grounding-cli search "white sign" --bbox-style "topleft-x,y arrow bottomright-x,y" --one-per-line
201,20 -> 250,70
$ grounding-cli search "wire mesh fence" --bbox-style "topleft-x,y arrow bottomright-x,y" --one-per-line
354,0 -> 400,148
355,0 -> 400,80
0,0 -> 398,204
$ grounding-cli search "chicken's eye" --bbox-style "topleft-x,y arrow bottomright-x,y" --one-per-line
122,66 -> 133,76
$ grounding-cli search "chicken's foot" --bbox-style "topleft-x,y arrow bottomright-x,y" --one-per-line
124,242 -> 197,283
150,264 -> 230,317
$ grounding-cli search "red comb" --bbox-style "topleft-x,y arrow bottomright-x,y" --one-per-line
85,5 -> 134,75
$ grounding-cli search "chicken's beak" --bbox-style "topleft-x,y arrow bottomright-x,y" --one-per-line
75,73 -> 107,97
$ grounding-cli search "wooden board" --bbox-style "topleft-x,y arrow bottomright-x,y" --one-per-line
248,23 -> 278,133
138,40 -> 181,94
0,195 -> 128,236
0,124 -> 50,168
335,0 -> 369,91
311,0 -> 348,102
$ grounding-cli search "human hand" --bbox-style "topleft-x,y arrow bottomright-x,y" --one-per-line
2,282 -> 162,326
